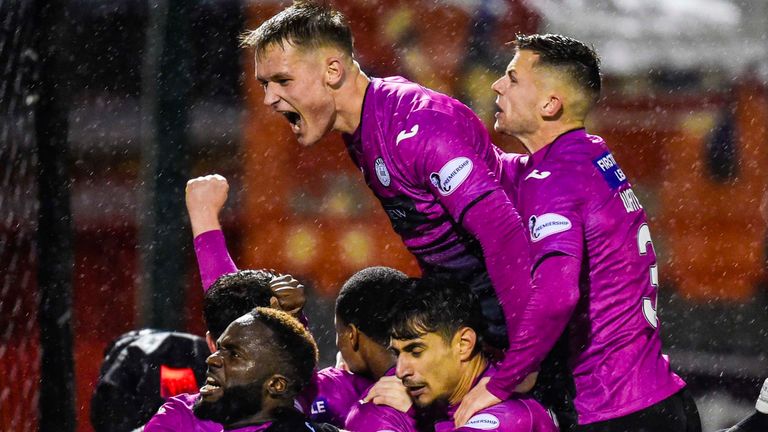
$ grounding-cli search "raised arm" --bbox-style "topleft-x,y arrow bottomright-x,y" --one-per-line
185,174 -> 237,291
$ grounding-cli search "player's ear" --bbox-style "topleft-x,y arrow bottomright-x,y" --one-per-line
541,94 -> 563,119
349,324 -> 361,351
455,327 -> 477,361
205,331 -> 216,353
326,56 -> 345,89
266,374 -> 290,397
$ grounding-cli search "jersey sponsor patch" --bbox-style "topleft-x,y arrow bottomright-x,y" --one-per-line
374,157 -> 391,187
528,213 -> 572,242
430,157 -> 473,196
463,413 -> 500,430
593,151 -> 628,189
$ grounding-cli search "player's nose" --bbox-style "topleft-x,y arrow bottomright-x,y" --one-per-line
262,84 -> 280,107
491,76 -> 504,94
395,355 -> 412,380
206,351 -> 223,368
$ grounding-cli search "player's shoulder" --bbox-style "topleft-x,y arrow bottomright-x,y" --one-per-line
145,393 -> 221,431
345,400 -> 416,432
457,397 -> 557,432
315,366 -> 372,392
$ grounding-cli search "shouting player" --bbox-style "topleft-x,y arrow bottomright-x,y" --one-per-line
457,34 -> 700,431
242,1 -> 533,397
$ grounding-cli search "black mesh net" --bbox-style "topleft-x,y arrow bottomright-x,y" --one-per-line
1,0 -> 42,430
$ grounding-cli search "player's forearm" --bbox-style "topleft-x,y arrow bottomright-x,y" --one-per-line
486,254 -> 579,400
461,189 -> 533,336
189,211 -> 222,238
193,229 -> 237,291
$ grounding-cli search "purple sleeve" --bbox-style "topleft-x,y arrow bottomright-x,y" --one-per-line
193,229 -> 237,292
344,402 -> 419,432
452,398 -> 557,432
486,254 -> 580,400
399,111 -> 533,364
460,190 -> 532,343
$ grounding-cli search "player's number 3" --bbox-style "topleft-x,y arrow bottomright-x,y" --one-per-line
637,224 -> 659,328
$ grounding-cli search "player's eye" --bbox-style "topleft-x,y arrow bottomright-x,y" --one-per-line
277,79 -> 290,86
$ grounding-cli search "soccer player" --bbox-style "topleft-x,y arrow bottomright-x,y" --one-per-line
186,174 -> 416,430
387,275 -> 557,432
144,269 -> 301,431
457,34 -> 700,431
195,307 -> 339,431
242,2 -> 533,385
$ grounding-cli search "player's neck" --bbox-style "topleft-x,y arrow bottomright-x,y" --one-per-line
333,63 -> 370,135
224,403 -> 288,429
365,343 -> 397,379
522,120 -> 584,154
448,354 -> 488,406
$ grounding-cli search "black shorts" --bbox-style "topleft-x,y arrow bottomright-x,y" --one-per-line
573,388 -> 701,432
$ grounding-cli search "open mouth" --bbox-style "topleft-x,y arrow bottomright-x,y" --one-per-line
280,111 -> 302,133
199,375 -> 223,399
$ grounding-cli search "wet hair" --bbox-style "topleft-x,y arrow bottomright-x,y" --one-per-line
390,274 -> 485,346
250,307 -> 318,395
241,1 -> 354,58
335,266 -> 410,346
204,270 -> 275,339
514,33 -> 601,107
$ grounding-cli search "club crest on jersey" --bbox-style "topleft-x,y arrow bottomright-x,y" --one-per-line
593,151 -> 628,189
374,157 -> 391,187
528,213 -> 571,242
463,413 -> 500,430
429,157 -> 473,196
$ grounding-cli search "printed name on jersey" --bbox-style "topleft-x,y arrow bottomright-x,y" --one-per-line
310,397 -> 328,416
463,413 -> 500,430
619,188 -> 643,213
374,157 -> 391,186
429,157 -> 473,196
528,213 -> 572,242
592,151 -> 628,189
396,124 -> 419,145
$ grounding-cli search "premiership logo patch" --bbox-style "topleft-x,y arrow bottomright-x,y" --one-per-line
528,213 -> 572,242
374,157 -> 391,187
429,157 -> 473,196
463,413 -> 500,430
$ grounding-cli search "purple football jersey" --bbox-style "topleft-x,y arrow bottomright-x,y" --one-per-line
506,129 -> 686,424
434,366 -> 557,432
296,366 -> 373,427
343,76 -> 532,360
344,367 -> 418,432
140,393 -> 225,432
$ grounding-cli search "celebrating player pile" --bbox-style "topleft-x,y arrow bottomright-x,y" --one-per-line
160,1 -> 701,431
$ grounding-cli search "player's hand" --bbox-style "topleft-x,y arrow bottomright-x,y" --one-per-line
268,272 -> 305,318
185,174 -> 229,237
453,377 -> 500,427
361,375 -> 412,413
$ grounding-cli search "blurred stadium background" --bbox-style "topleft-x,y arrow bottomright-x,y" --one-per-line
1,0 -> 767,430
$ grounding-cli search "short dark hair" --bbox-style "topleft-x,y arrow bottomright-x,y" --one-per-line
515,33 -> 601,105
204,270 -> 275,338
250,307 -> 318,395
390,274 -> 485,345
241,1 -> 354,58
335,266 -> 410,346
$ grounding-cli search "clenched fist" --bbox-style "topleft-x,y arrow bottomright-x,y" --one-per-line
186,174 -> 229,237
